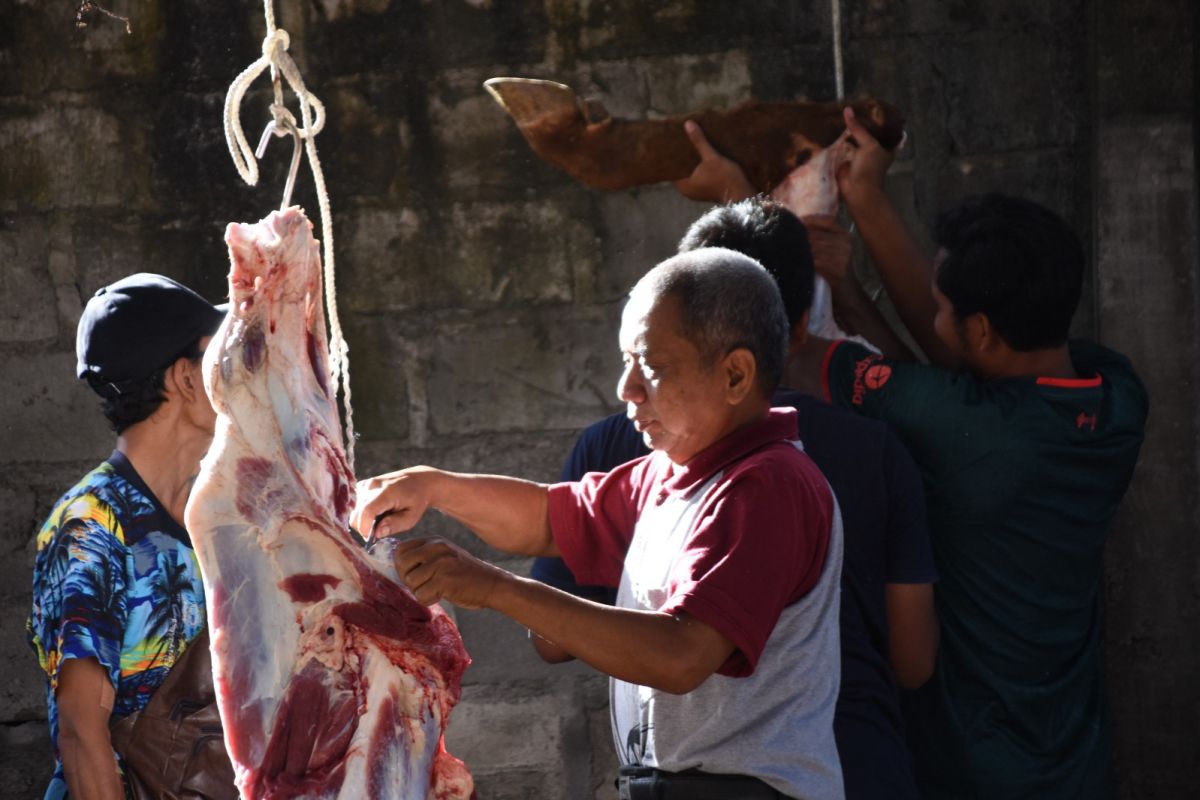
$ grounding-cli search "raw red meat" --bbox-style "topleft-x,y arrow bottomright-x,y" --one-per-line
185,207 -> 473,800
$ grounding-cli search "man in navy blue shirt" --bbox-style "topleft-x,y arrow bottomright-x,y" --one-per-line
530,199 -> 938,800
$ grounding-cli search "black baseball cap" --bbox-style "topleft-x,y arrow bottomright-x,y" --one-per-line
76,273 -> 228,397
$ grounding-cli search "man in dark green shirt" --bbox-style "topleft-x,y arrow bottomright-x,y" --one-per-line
803,108 -> 1148,799
678,106 -> 1148,797
820,334 -> 1145,798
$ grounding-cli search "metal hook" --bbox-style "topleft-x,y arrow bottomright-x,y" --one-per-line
254,112 -> 304,211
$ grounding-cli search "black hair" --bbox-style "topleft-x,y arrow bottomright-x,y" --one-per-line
88,339 -> 205,434
934,194 -> 1084,351
631,248 -> 789,396
677,198 -> 815,330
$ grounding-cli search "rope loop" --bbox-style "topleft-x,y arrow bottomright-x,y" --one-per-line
223,0 -> 356,471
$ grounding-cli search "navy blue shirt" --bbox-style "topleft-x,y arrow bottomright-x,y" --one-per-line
532,390 -> 936,800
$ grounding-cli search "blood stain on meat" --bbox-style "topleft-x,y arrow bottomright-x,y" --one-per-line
185,207 -> 473,799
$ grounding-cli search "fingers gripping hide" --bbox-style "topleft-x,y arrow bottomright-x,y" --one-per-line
842,105 -> 870,145
393,537 -> 500,610
672,120 -> 755,204
682,120 -> 718,159
394,539 -> 453,605
351,469 -> 431,538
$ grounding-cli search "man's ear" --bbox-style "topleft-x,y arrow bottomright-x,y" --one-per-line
964,313 -> 992,353
724,348 -> 758,403
167,358 -> 201,402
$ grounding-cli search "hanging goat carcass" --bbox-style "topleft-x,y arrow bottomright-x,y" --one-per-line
185,207 -> 473,800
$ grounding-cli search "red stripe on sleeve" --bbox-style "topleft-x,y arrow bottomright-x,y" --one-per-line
1036,375 -> 1103,388
820,340 -> 844,403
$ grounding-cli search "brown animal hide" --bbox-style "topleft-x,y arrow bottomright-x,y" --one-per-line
484,77 -> 905,194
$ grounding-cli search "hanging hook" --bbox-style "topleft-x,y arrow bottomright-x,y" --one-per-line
254,110 -> 304,211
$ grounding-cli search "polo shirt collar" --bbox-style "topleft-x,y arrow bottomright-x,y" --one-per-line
659,407 -> 798,498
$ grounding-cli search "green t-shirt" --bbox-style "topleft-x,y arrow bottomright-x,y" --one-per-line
823,339 -> 1147,800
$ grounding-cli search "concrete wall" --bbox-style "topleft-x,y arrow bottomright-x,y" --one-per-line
1093,1 -> 1200,798
0,1 -> 1194,797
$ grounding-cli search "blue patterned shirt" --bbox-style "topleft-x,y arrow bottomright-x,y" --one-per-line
28,451 -> 206,799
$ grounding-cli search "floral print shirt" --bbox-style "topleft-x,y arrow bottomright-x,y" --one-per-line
28,451 -> 206,798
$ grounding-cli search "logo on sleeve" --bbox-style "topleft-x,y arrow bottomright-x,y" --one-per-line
852,355 -> 889,405
865,364 -> 892,390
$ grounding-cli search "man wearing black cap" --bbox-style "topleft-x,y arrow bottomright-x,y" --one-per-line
27,273 -> 226,800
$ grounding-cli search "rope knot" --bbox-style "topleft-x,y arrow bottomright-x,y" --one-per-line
262,28 -> 290,58
269,102 -> 297,132
224,0 -> 355,470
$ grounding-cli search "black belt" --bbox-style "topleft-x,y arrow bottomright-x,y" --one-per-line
617,766 -> 790,800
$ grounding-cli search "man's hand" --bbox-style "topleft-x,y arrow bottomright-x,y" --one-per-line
394,537 -> 505,609
352,467 -> 439,540
801,214 -> 855,289
791,214 -> 918,363
354,468 -> 556,557
832,106 -> 958,366
836,106 -> 896,209
672,120 -> 756,204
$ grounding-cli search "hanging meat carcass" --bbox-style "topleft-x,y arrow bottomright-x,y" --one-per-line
185,207 -> 473,800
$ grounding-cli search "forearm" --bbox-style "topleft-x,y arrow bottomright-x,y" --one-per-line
529,631 -> 576,664
844,188 -> 958,366
426,470 -> 556,556
59,725 -> 123,800
829,281 -> 916,361
490,574 -> 730,694
885,582 -> 940,689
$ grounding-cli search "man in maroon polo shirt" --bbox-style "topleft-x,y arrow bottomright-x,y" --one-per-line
353,248 -> 844,799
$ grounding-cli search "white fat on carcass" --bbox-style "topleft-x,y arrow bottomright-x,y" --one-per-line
186,207 -> 472,800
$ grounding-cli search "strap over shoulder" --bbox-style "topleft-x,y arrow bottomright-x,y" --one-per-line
109,628 -> 238,799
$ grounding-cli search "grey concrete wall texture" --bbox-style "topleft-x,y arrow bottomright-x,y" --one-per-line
0,0 -> 1194,797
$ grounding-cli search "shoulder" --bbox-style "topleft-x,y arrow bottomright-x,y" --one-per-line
776,390 -> 893,470
822,339 -> 972,410
36,464 -> 129,551
786,390 -> 891,439
588,412 -> 647,463
1071,339 -> 1149,415
564,412 -> 648,480
718,439 -> 834,515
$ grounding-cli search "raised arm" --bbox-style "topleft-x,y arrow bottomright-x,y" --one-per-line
802,214 -> 915,361
352,467 -> 557,556
838,108 -> 961,368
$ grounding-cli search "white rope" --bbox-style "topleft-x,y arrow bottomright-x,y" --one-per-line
831,0 -> 845,98
223,0 -> 356,472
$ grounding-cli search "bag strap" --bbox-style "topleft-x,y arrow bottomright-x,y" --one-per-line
109,628 -> 214,750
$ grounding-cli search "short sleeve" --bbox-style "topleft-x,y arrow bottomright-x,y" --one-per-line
823,339 -> 903,416
660,455 -> 833,676
548,458 -> 649,587
822,339 -> 971,434
533,415 -> 648,603
32,516 -> 129,692
881,431 -> 938,585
